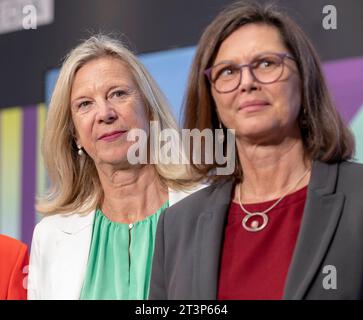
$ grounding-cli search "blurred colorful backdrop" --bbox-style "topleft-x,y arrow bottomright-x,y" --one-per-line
1,49 -> 363,247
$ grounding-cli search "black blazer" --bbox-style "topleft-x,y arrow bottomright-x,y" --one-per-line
149,161 -> 363,299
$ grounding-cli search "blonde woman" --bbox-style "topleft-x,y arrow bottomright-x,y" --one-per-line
28,35 -> 203,300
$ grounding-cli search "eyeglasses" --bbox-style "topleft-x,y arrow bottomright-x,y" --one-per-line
204,53 -> 296,94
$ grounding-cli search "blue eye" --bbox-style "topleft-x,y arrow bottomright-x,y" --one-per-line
215,65 -> 238,80
79,101 -> 91,108
221,68 -> 233,76
254,57 -> 279,69
110,90 -> 126,98
259,60 -> 273,68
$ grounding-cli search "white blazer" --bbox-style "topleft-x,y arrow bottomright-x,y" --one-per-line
28,186 -> 207,300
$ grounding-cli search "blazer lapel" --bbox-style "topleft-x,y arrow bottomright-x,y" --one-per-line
283,161 -> 345,299
195,179 -> 235,299
52,211 -> 95,299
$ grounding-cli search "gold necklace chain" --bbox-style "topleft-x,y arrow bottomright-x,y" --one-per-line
238,166 -> 311,232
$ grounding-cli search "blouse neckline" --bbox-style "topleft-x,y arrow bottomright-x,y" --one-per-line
95,200 -> 169,227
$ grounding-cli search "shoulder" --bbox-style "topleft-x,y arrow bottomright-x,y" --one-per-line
335,160 -> 363,203
156,178 -> 234,253
164,178 -> 234,222
335,161 -> 363,194
338,160 -> 363,178
0,234 -> 27,256
168,182 -> 210,206
312,160 -> 363,193
33,210 -> 95,241
0,235 -> 28,279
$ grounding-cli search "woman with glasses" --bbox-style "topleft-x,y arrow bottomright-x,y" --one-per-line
150,1 -> 363,299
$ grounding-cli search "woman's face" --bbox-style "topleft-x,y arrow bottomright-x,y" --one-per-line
211,23 -> 301,143
70,56 -> 149,168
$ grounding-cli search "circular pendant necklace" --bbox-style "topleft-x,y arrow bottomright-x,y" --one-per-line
238,167 -> 311,232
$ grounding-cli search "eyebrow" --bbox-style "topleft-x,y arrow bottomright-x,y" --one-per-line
212,51 -> 282,67
71,85 -> 130,103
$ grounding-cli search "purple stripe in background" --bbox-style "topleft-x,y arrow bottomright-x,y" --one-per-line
323,56 -> 363,123
21,105 -> 37,247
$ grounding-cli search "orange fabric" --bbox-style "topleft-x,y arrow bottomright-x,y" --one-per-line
0,234 -> 29,300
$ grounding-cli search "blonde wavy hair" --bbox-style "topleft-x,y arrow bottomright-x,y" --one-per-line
37,34 -> 193,215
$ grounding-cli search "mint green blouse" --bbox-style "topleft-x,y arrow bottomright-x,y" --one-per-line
80,201 -> 169,300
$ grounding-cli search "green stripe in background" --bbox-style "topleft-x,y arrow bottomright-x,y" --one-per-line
350,104 -> 363,164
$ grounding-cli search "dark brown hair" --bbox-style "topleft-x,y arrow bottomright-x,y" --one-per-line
183,0 -> 354,180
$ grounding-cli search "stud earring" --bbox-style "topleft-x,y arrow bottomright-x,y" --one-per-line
77,144 -> 84,156
217,122 -> 225,143
300,107 -> 308,128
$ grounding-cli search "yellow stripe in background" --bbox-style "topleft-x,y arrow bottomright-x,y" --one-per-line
0,107 -> 22,239
36,103 -> 47,223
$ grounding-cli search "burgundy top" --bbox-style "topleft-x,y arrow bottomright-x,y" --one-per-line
217,186 -> 307,300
